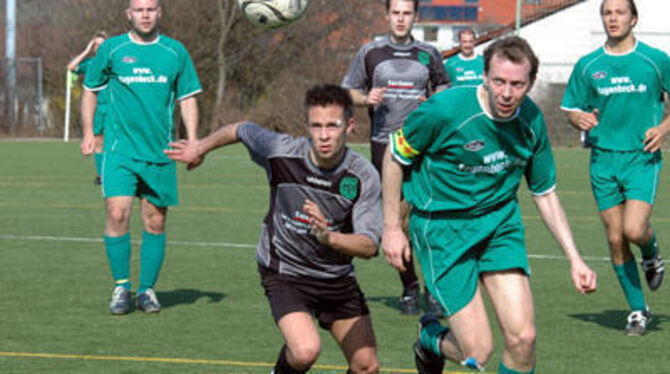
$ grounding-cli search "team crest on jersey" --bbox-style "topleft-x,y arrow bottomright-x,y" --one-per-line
456,67 -> 464,72
464,140 -> 485,152
339,177 -> 359,200
122,56 -> 137,64
418,51 -> 430,66
592,71 -> 607,80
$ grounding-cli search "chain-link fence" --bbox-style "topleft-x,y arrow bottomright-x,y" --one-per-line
0,57 -> 45,136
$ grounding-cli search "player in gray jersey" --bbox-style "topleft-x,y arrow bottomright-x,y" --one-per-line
166,85 -> 381,374
342,0 -> 449,316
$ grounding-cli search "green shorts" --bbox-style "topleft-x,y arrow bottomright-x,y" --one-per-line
101,152 -> 178,207
590,148 -> 661,211
409,200 -> 530,317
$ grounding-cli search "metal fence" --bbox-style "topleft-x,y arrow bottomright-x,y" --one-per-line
0,57 -> 45,136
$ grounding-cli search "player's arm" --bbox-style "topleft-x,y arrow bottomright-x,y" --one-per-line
643,113 -> 670,152
303,200 -> 377,259
349,88 -> 387,106
66,39 -> 94,72
80,89 -> 98,155
179,96 -> 199,141
533,190 -> 597,294
564,108 -> 598,131
381,146 -> 411,271
165,121 -> 243,170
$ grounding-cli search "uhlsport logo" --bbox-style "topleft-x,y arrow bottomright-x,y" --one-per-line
122,56 -> 137,64
592,71 -> 607,80
464,140 -> 485,152
339,177 -> 359,200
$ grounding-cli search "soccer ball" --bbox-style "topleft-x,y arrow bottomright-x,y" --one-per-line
238,0 -> 308,29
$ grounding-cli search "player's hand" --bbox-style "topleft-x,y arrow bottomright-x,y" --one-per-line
366,87 -> 387,106
164,139 -> 204,170
569,257 -> 597,294
80,134 -> 95,156
417,96 -> 427,103
304,199 -> 330,245
85,39 -> 96,54
381,226 -> 410,272
643,125 -> 670,153
572,109 -> 598,131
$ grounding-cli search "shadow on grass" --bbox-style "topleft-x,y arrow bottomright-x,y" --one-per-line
155,289 -> 226,309
569,310 -> 668,332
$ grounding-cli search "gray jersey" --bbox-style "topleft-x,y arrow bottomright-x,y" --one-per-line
342,35 -> 450,144
238,123 -> 382,279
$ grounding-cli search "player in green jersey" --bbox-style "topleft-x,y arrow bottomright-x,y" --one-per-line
383,36 -> 597,374
444,28 -> 483,87
80,0 -> 202,315
67,31 -> 108,185
561,0 -> 669,335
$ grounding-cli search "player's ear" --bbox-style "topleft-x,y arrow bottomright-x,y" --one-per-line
345,118 -> 355,136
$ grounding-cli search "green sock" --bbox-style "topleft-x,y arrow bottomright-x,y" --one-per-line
419,320 -> 448,357
639,231 -> 658,260
139,231 -> 166,294
498,362 -> 535,374
104,234 -> 131,290
613,259 -> 647,311
94,152 -> 103,176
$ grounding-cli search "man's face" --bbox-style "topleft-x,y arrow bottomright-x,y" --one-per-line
483,54 -> 533,119
386,0 -> 417,42
126,0 -> 161,38
601,0 -> 636,41
459,32 -> 476,57
307,104 -> 353,168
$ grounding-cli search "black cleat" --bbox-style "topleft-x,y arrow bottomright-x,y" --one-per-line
414,314 -> 445,374
641,252 -> 664,291
93,175 -> 102,185
424,289 -> 445,317
136,289 -> 161,313
400,287 -> 420,315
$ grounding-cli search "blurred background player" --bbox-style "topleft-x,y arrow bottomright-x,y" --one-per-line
67,31 -> 108,185
383,36 -> 597,374
561,0 -> 668,336
166,85 -> 381,374
80,0 -> 202,315
444,28 -> 483,87
341,0 -> 449,316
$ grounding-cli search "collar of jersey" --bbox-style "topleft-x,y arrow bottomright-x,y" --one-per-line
127,31 -> 161,46
602,39 -> 638,57
384,34 -> 415,50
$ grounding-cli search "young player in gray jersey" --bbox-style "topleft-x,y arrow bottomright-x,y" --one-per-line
383,37 -> 597,374
342,0 -> 450,316
166,85 -> 381,374
561,0 -> 669,336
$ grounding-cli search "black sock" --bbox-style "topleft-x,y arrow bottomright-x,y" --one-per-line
273,345 -> 308,374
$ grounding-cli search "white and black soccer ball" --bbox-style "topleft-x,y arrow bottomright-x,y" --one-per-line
238,0 -> 308,29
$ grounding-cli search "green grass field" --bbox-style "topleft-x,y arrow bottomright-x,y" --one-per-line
1,141 -> 669,373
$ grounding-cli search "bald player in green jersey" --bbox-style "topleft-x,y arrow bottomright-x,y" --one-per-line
383,37 -> 596,374
80,0 -> 202,315
444,28 -> 483,87
562,0 -> 669,336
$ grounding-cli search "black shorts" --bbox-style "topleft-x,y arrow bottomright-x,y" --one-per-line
258,266 -> 370,330
370,140 -> 388,175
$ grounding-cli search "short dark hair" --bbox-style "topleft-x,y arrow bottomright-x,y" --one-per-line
458,28 -> 476,40
600,0 -> 638,17
483,36 -> 539,83
94,31 -> 108,39
304,84 -> 354,120
385,0 -> 419,12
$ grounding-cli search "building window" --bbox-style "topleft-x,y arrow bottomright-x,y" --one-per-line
418,6 -> 478,21
465,0 -> 479,3
423,26 -> 438,42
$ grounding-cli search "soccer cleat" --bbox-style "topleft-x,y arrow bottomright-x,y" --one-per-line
424,289 -> 445,317
136,289 -> 161,313
625,310 -> 652,336
414,314 -> 445,374
93,175 -> 102,185
641,252 -> 664,291
400,287 -> 420,315
109,286 -> 131,315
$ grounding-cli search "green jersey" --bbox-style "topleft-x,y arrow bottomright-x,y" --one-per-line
76,57 -> 109,128
444,54 -> 483,86
562,41 -> 670,151
83,33 -> 202,162
391,86 -> 556,216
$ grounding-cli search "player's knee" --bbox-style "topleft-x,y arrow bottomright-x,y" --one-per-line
288,344 -> 321,370
143,213 -> 166,233
106,206 -> 130,228
349,353 -> 379,374
623,224 -> 647,245
606,231 -> 626,249
504,326 -> 536,361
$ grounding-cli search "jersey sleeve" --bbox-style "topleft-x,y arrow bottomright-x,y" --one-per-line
237,122 -> 298,171
352,163 -> 382,247
82,42 -> 111,92
74,58 -> 91,76
659,50 -> 670,94
427,47 -> 450,91
561,59 -> 593,112
341,46 -> 369,92
524,109 -> 557,195
176,43 -> 202,100
389,94 -> 449,165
